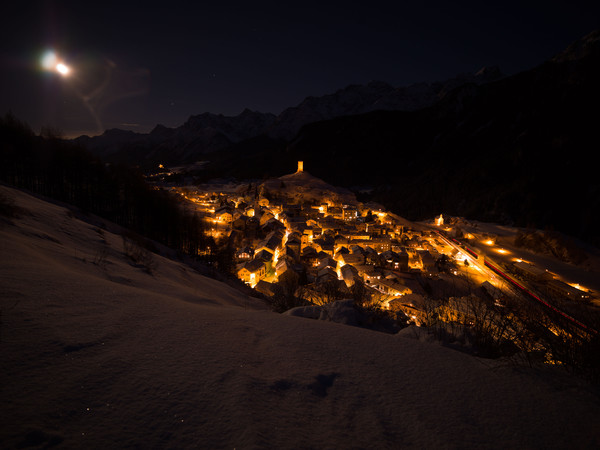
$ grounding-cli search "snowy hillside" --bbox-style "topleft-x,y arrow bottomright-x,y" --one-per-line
1,185 -> 599,449
261,169 -> 358,205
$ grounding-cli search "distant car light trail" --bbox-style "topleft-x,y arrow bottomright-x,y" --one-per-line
434,229 -> 597,335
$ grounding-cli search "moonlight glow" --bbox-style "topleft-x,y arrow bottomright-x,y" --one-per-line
41,50 -> 70,76
55,63 -> 70,75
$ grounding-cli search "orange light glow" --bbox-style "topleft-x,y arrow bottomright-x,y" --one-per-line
569,283 -> 586,292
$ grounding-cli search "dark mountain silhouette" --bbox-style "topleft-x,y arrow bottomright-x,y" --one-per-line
75,109 -> 277,168
266,66 -> 503,139
75,68 -> 503,168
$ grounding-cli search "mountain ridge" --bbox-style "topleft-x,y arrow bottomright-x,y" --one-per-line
267,66 -> 503,140
74,66 -> 504,164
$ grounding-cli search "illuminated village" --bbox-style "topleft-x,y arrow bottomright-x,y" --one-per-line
165,162 -> 597,327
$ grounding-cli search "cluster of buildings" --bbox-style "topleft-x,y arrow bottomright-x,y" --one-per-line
159,161 -> 597,338
177,163 -> 450,318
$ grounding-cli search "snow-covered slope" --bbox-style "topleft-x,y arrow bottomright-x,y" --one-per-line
1,185 -> 599,449
261,169 -> 358,205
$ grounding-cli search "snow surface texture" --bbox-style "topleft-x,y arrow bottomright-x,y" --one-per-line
1,186 -> 599,449
262,170 -> 357,206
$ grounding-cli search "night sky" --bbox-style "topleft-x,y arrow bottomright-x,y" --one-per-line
1,1 -> 598,138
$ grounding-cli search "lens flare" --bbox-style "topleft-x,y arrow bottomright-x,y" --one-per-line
41,50 -> 58,70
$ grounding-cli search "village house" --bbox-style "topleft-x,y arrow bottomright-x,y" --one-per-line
286,216 -> 308,233
340,264 -> 360,287
379,249 -> 409,271
275,257 -> 293,277
367,235 -> 391,251
416,249 -> 437,272
245,216 -> 260,239
261,217 -> 286,235
362,246 -> 379,265
316,256 -> 338,272
316,267 -> 339,284
301,246 -> 320,267
254,280 -> 276,297
368,277 -> 411,297
513,261 -> 552,281
285,233 -> 302,260
350,228 -> 372,240
546,279 -> 590,300
284,204 -> 303,217
326,206 -> 343,220
339,252 -> 364,267
259,211 -> 275,226
359,265 -> 382,284
300,232 -> 311,248
342,205 -> 358,221
389,293 -> 427,325
235,246 -> 254,262
255,230 -> 284,257
232,214 -> 248,231
405,236 -> 421,248
333,246 -> 350,261
312,237 -> 335,255
237,258 -> 267,285
214,205 -> 233,223
318,217 -> 343,234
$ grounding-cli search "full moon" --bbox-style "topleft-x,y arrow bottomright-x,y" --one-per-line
41,50 -> 70,76
56,63 -> 70,76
